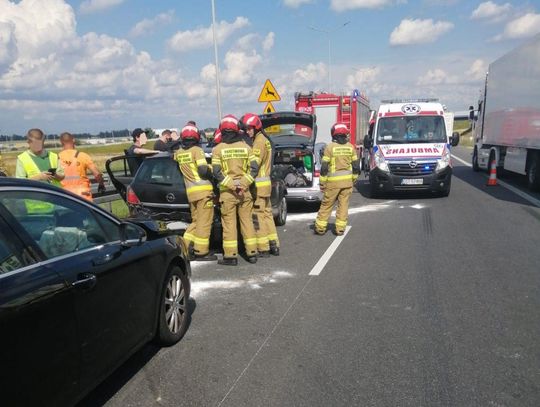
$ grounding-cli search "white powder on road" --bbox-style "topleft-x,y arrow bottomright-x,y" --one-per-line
191,270 -> 294,298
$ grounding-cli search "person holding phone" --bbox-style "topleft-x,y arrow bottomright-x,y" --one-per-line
16,128 -> 64,185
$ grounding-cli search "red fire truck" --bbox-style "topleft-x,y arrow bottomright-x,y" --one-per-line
294,90 -> 371,155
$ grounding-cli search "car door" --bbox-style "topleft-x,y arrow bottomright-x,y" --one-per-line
0,189 -> 161,394
0,206 -> 80,407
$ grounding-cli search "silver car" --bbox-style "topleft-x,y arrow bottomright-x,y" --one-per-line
260,112 -> 323,204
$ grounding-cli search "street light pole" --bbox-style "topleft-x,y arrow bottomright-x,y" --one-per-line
211,0 -> 223,121
308,21 -> 350,93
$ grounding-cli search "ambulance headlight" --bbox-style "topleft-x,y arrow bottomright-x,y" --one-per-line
436,148 -> 451,172
374,149 -> 389,172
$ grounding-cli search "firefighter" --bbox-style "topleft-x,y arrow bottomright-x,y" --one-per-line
59,132 -> 105,201
175,124 -> 217,261
243,113 -> 280,256
212,115 -> 259,266
314,123 -> 360,235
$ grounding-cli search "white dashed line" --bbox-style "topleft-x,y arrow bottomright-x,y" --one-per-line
451,154 -> 472,167
309,225 -> 352,276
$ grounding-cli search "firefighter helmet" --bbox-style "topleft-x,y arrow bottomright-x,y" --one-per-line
219,114 -> 239,132
331,123 -> 349,137
244,113 -> 262,130
213,129 -> 222,144
180,125 -> 200,141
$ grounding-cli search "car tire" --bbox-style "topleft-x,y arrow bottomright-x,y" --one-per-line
274,197 -> 287,226
527,153 -> 540,192
472,147 -> 479,172
368,182 -> 379,199
156,266 -> 190,346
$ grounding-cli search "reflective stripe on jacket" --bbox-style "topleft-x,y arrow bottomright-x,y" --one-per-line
59,150 -> 93,201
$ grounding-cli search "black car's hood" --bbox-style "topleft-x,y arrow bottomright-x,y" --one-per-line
259,111 -> 316,148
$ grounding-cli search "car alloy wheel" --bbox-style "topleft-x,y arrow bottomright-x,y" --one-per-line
165,274 -> 185,334
156,266 -> 189,345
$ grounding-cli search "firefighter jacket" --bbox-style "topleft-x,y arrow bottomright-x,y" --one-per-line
319,142 -> 360,189
252,132 -> 273,197
175,145 -> 213,202
211,140 -> 259,192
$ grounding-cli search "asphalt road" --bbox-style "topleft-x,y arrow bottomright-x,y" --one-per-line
80,145 -> 540,407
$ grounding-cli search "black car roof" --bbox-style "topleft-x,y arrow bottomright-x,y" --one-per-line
0,177 -> 62,191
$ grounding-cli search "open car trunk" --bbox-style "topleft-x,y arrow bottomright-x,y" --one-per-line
272,148 -> 314,188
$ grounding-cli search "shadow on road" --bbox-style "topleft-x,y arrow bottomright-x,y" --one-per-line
77,298 -> 197,407
451,166 -> 540,207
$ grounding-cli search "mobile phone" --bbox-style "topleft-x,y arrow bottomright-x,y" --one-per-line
48,168 -> 57,175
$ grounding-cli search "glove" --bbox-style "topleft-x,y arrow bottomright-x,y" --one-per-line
319,183 -> 326,192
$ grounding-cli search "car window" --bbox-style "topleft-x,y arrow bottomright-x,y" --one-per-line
136,158 -> 185,188
0,191 -> 121,259
0,219 -> 34,274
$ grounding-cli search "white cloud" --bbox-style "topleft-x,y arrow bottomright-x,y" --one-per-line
390,18 -> 454,46
346,67 -> 381,89
283,0 -> 313,7
168,17 -> 249,53
292,62 -> 327,88
471,1 -> 512,22
0,21 -> 17,72
263,32 -> 275,52
466,59 -> 488,81
80,0 -> 125,14
331,0 -> 401,12
221,50 -> 262,85
494,13 -> 540,40
129,10 -> 175,38
236,33 -> 259,51
416,68 -> 459,85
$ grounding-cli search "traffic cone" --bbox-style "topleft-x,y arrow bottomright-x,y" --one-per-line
487,158 -> 498,186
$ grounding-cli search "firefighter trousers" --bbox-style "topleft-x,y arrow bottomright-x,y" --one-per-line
220,190 -> 257,258
315,186 -> 353,235
184,194 -> 214,256
252,195 -> 279,252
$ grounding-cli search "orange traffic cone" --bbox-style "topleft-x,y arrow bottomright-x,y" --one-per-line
487,158 -> 498,186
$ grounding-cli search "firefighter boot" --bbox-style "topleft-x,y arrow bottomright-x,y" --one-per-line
218,257 -> 238,266
258,250 -> 270,258
194,253 -> 218,261
269,240 -> 280,256
247,255 -> 258,264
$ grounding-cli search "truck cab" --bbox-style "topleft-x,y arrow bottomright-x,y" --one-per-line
364,99 -> 459,197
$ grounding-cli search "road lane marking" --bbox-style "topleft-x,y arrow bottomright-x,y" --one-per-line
286,201 -> 393,222
451,154 -> 471,167
309,225 -> 352,276
217,272 -> 315,406
452,154 -> 540,208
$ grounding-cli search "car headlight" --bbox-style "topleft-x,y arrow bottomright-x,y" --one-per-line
436,148 -> 451,171
373,149 -> 389,172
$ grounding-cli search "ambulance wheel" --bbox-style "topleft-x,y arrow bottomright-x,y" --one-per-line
472,147 -> 479,172
527,154 -> 540,192
369,182 -> 379,199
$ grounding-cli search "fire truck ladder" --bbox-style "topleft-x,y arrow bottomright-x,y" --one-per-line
339,95 -> 352,130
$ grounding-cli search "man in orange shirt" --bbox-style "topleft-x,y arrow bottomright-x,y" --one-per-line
58,132 -> 105,201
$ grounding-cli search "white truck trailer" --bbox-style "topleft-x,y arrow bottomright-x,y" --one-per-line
470,33 -> 540,191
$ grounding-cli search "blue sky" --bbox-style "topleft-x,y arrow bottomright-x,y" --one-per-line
1,0 -> 540,134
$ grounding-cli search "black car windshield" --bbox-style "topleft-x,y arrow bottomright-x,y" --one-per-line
136,158 -> 184,186
264,123 -> 313,145
376,116 -> 447,144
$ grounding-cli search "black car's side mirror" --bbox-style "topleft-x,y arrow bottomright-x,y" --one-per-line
451,131 -> 460,147
363,134 -> 373,149
468,106 -> 475,121
120,222 -> 147,247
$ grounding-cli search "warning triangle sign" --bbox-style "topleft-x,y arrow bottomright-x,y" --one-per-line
263,102 -> 276,114
258,79 -> 281,102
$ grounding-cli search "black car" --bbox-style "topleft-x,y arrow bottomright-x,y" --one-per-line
106,152 -> 288,228
0,178 -> 191,407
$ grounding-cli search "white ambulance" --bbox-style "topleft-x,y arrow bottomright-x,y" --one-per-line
364,99 -> 460,197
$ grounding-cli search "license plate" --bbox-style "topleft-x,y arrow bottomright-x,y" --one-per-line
401,178 -> 423,185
